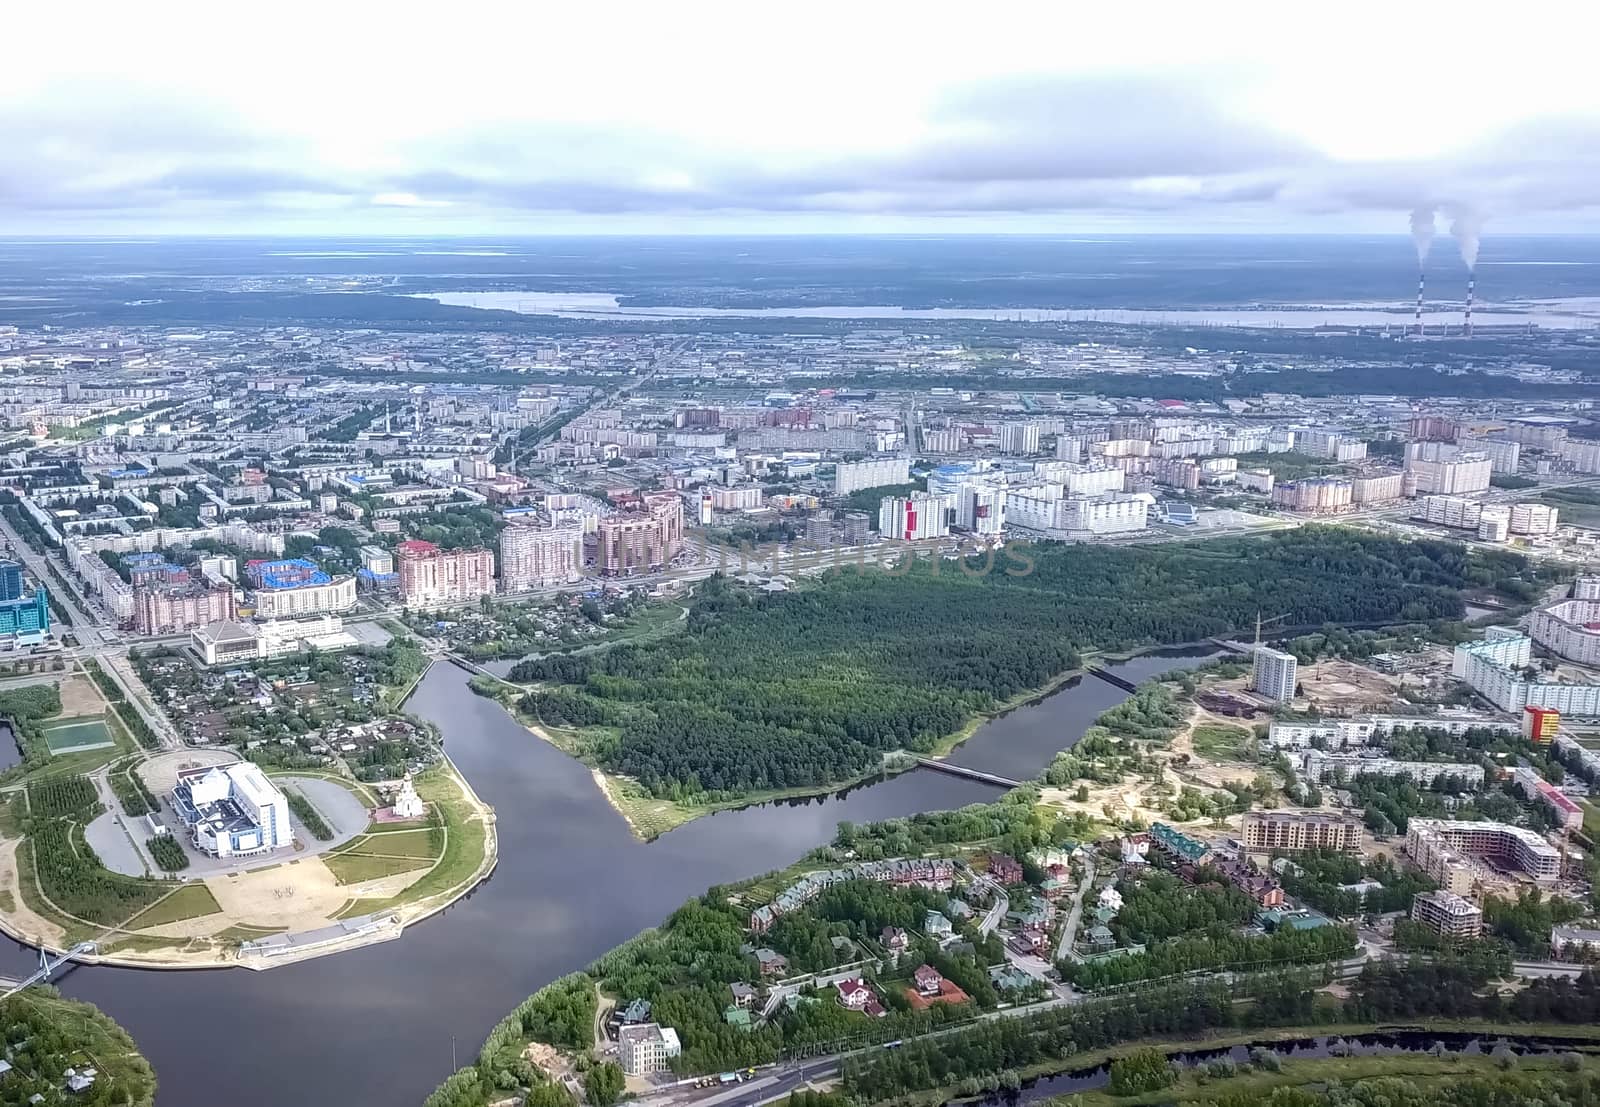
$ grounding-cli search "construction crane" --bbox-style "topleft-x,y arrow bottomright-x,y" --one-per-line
1252,611 -> 1292,648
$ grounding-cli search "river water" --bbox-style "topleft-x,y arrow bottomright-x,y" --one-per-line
0,647 -> 1216,1107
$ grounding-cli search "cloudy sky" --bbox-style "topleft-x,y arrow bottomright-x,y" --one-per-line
5,1 -> 1599,235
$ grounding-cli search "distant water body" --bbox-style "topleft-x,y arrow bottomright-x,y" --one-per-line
412,290 -> 1600,330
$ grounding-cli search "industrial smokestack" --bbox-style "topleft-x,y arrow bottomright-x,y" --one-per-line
1450,207 -> 1484,339
1409,207 -> 1436,337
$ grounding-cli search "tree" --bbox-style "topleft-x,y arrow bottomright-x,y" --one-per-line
584,1062 -> 624,1106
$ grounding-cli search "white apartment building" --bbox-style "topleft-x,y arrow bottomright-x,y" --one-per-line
1251,646 -> 1298,703
1453,629 -> 1600,717
1029,461 -> 1125,496
1531,588 -> 1600,665
1478,508 -> 1510,542
1298,429 -> 1368,462
499,524 -> 585,592
1300,750 -> 1484,789
252,575 -> 357,618
1414,495 -> 1483,530
953,484 -> 1005,536
1406,441 -> 1493,495
879,494 -> 950,541
835,457 -> 910,495
1509,502 -> 1559,535
922,428 -> 963,453
1266,712 -> 1516,751
709,485 -> 764,511
998,423 -> 1041,455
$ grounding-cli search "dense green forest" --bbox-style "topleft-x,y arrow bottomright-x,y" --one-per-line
511,528 -> 1540,800
1189,1070 -> 1600,1107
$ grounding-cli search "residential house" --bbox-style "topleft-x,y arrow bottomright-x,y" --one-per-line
990,965 -> 1036,992
989,853 -> 1024,885
753,948 -> 789,976
1081,925 -> 1116,952
914,964 -> 945,997
881,926 -> 910,955
945,897 -> 974,921
924,910 -> 953,939
618,998 -> 652,1024
835,978 -> 886,1017
729,982 -> 757,1009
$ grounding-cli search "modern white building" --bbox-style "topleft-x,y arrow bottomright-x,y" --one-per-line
172,761 -> 293,858
998,423 -> 1041,456
1453,629 -> 1600,717
191,614 -> 358,666
1509,502 -> 1560,536
952,484 -> 1006,536
253,575 -> 357,618
879,494 -> 950,541
1530,589 -> 1600,666
1405,441 -> 1493,496
1251,646 -> 1298,703
835,457 -> 910,495
617,1023 -> 681,1075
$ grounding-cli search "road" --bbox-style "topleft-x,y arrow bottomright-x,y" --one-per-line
1054,862 -> 1097,963
0,511 -> 101,648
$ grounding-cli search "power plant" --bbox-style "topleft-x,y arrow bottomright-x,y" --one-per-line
1407,205 -> 1483,338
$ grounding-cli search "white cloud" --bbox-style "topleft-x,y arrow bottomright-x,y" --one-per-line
3,0 -> 1598,232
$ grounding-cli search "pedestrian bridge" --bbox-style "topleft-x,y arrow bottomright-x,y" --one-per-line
913,759 -> 1021,788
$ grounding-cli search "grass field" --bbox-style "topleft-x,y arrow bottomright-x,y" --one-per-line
327,764 -> 490,906
324,852 -> 434,883
41,716 -> 114,754
122,883 -> 223,930
1190,723 -> 1252,760
333,829 -> 440,860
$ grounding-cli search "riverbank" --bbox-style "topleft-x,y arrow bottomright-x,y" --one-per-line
0,752 -> 497,972
495,642 -> 1232,841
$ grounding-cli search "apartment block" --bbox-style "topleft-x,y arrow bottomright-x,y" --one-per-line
1240,811 -> 1363,854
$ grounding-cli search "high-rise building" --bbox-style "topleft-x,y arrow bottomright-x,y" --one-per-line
0,560 -> 23,602
952,484 -> 1005,536
879,494 -> 950,541
1405,441 -> 1492,495
998,423 -> 1040,456
594,493 -> 685,576
1251,646 -> 1298,703
1405,818 -> 1561,893
834,458 -> 911,495
397,540 -> 496,605
499,524 -> 584,592
134,583 -> 235,635
841,512 -> 872,545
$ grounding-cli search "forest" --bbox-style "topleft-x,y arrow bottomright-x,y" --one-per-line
843,956 -> 1600,1100
511,528 -> 1535,801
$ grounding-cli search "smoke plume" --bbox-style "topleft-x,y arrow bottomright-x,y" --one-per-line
1450,208 -> 1484,271
1409,206 -> 1436,267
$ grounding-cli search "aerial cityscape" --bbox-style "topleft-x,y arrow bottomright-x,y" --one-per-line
5,6 -> 1600,1107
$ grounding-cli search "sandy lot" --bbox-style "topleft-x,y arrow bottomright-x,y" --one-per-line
205,858 -> 350,931
135,747 -> 237,794
57,672 -> 110,717
0,838 -> 67,948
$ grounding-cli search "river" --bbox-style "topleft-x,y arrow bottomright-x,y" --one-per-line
0,647 -> 1218,1107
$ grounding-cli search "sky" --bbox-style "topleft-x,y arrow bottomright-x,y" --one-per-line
4,0 -> 1600,235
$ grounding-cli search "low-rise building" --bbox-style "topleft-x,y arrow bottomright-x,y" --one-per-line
617,1023 -> 681,1076
1240,811 -> 1363,854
